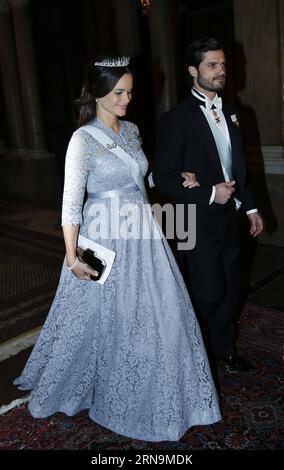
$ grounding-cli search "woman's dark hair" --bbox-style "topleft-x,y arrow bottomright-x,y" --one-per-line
185,37 -> 224,69
76,55 -> 132,127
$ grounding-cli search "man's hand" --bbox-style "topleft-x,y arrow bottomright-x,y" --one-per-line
214,181 -> 235,204
247,212 -> 264,237
181,172 -> 200,188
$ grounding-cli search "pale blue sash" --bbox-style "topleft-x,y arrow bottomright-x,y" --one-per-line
80,125 -> 148,201
88,185 -> 140,200
202,110 -> 234,180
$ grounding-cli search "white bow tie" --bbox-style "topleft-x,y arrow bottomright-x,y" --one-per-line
191,88 -> 223,111
207,96 -> 222,111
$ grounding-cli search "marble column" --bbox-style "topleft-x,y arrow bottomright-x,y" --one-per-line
0,0 -> 26,156
113,0 -> 141,56
0,0 -> 61,205
148,0 -> 177,118
93,0 -> 113,54
10,0 -> 50,158
279,0 -> 284,144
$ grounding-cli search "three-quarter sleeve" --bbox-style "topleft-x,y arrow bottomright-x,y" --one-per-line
61,131 -> 90,226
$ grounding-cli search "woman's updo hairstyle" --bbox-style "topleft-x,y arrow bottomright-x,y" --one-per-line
76,55 -> 132,127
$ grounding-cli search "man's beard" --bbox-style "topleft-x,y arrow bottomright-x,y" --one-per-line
197,74 -> 226,92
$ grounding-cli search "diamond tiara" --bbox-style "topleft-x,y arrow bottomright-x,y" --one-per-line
94,56 -> 130,67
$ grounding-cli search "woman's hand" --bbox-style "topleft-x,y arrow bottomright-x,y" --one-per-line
63,225 -> 98,281
181,172 -> 200,188
68,258 -> 99,281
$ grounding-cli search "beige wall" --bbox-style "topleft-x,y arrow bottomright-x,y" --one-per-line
234,0 -> 284,246
233,0 -> 283,145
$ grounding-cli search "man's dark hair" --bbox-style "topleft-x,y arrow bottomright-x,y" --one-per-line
186,37 -> 224,68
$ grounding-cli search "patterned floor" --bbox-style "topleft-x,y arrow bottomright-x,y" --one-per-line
0,203 -> 283,451
1,303 -> 283,450
0,222 -> 64,342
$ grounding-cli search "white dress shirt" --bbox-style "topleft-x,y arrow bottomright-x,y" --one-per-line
191,88 -> 257,215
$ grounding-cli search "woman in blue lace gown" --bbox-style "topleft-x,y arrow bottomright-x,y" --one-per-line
15,56 -> 221,442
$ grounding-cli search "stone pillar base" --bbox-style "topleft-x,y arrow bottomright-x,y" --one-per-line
257,173 -> 284,247
23,149 -> 55,160
0,154 -> 62,208
246,146 -> 284,175
0,140 -> 8,155
6,148 -> 27,158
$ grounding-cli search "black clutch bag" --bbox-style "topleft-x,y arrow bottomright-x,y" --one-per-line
77,246 -> 106,281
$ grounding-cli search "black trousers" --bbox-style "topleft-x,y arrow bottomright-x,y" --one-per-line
178,206 -> 240,358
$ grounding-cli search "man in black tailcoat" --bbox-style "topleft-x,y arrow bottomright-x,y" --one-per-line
153,37 -> 263,372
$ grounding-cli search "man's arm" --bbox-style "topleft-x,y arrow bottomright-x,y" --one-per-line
153,111 -> 212,212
